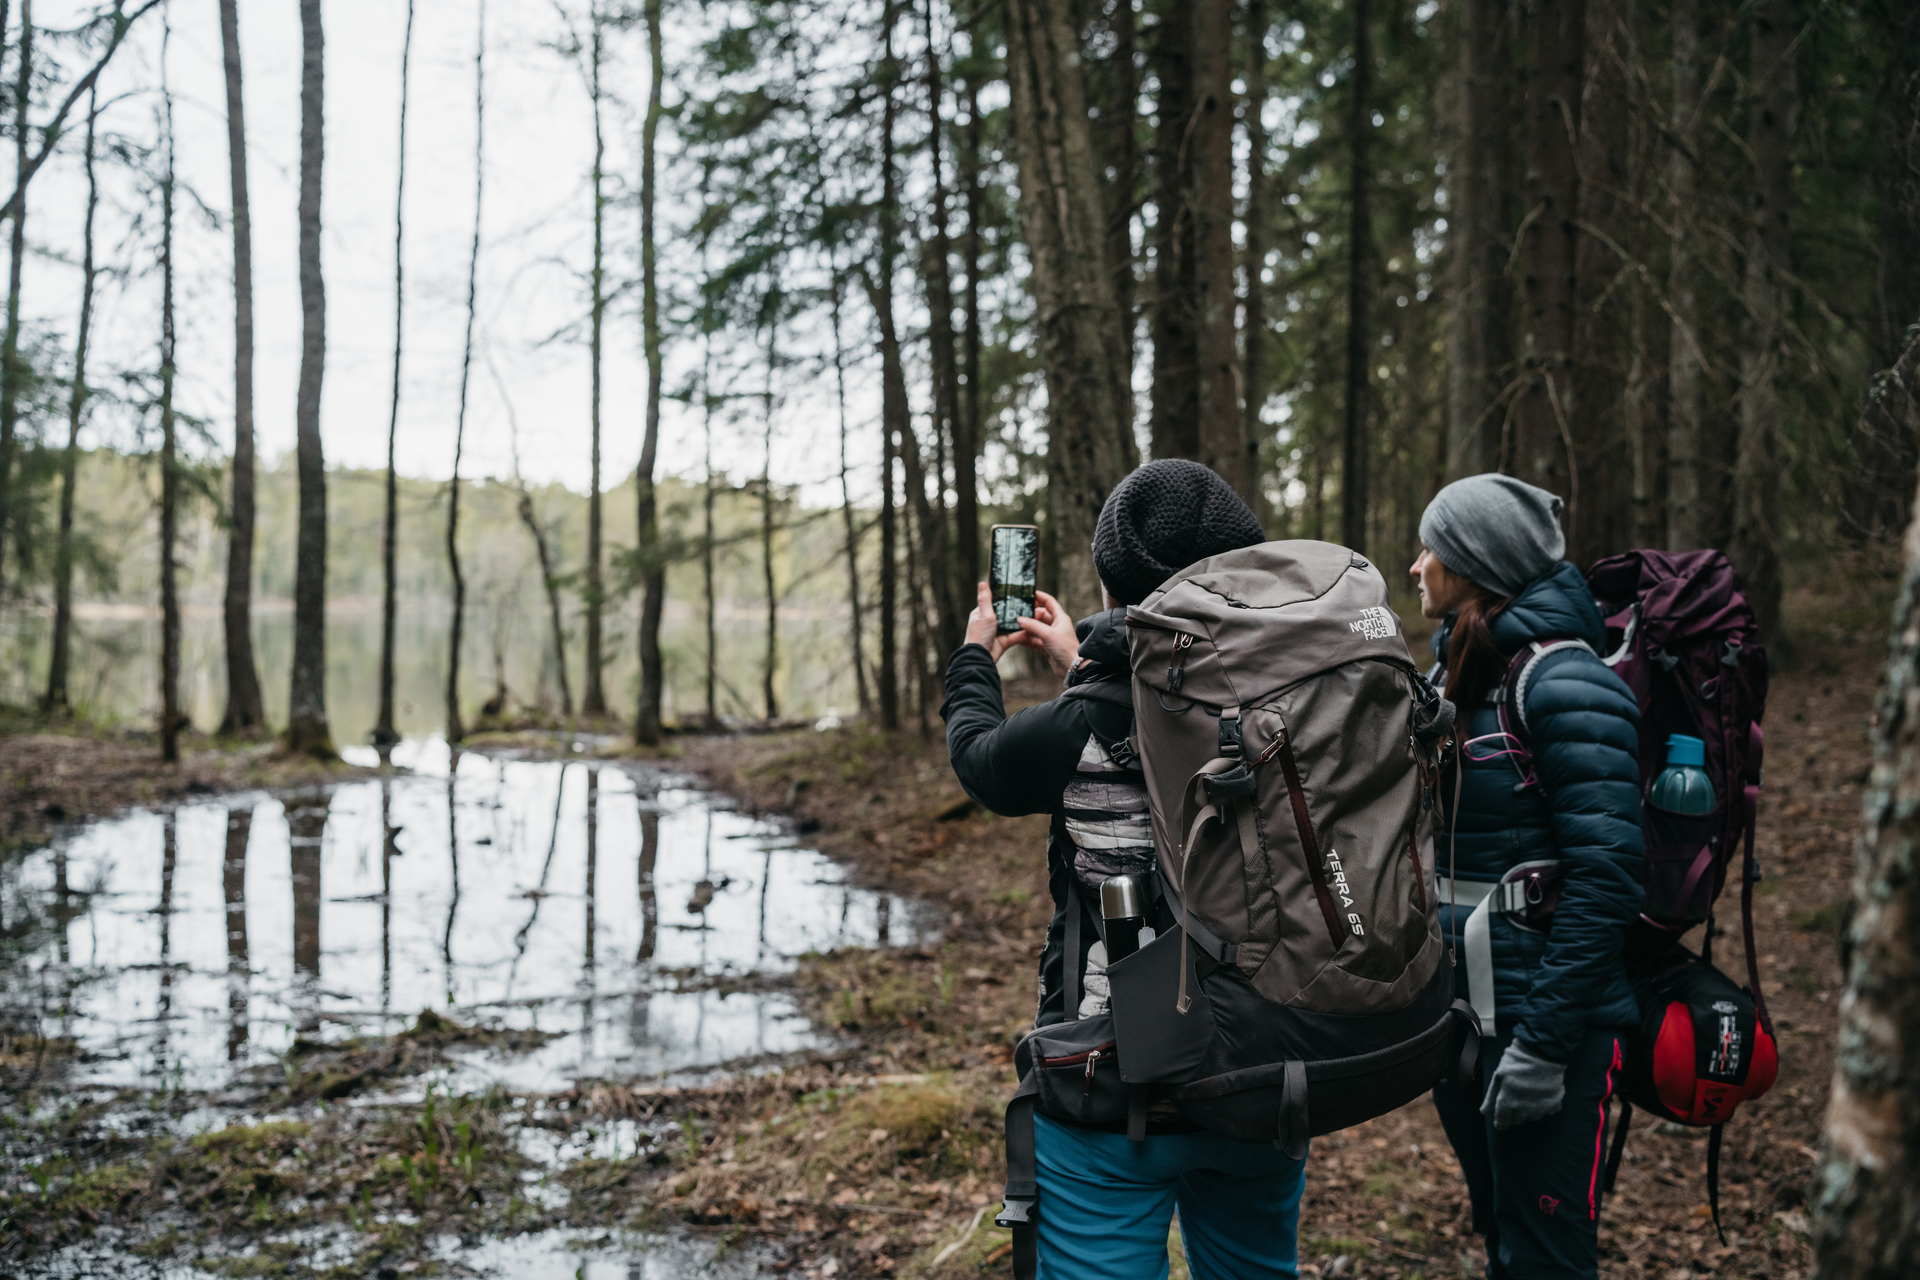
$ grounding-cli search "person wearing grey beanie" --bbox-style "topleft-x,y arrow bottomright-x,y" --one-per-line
1417,473 -> 1565,599
1410,473 -> 1646,1280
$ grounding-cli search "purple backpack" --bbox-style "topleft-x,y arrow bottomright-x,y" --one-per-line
1585,550 -> 1769,978
1495,550 -> 1771,1007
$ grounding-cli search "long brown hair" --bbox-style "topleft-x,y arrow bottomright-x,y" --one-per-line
1444,587 -> 1513,711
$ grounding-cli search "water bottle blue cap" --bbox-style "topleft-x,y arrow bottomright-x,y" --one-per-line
1666,734 -> 1706,767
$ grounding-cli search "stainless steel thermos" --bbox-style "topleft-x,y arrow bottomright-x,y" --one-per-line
1100,874 -> 1145,963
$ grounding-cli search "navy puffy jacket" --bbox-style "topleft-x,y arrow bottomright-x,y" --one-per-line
1433,561 -> 1644,1062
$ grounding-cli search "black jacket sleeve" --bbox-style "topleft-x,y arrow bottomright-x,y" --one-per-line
940,644 -> 1091,817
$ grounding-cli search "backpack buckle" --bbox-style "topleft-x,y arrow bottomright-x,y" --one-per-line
1218,708 -> 1243,758
1721,638 -> 1742,667
994,1196 -> 1036,1229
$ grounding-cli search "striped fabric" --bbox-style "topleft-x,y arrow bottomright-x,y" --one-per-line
1065,734 -> 1155,891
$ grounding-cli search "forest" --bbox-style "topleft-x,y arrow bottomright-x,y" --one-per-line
0,0 -> 1917,1276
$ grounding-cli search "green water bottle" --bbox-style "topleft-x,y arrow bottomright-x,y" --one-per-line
1649,733 -> 1715,847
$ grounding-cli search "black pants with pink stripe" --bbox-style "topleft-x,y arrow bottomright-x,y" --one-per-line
1430,1028 -> 1628,1280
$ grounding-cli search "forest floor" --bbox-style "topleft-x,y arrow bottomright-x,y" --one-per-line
0,718 -> 379,840
0,552 -> 1894,1279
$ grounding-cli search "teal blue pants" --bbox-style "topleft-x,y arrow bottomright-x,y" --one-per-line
1033,1113 -> 1306,1280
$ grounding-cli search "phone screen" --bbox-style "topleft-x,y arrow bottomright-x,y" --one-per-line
990,525 -> 1039,635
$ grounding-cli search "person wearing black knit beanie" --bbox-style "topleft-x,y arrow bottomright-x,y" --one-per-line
940,462 -> 1302,1280
1093,459 -> 1267,606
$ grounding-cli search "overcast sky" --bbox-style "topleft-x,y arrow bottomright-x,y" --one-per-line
21,0 -> 883,504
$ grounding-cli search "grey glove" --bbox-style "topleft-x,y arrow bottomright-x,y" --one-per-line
1480,1039 -> 1567,1130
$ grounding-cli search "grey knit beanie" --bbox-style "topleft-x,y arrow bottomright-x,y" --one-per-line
1418,474 -> 1565,598
1093,460 -> 1266,606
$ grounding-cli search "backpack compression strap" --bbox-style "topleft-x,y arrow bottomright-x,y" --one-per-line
997,1074 -> 1041,1280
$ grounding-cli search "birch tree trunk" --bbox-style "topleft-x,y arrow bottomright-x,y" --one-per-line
1005,0 -> 1137,616
581,11 -> 608,718
375,0 -> 414,749
1513,0 -> 1582,495
286,0 -> 334,759
829,268 -> 871,715
218,0 -> 264,734
1728,0 -> 1794,653
446,0 -> 485,744
45,91 -> 97,715
876,1 -> 902,730
159,22 -> 180,763
633,0 -> 666,745
0,0 -> 29,606
1811,335 -> 1920,1280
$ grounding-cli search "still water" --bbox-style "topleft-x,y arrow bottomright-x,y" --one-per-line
4,741 -> 929,1093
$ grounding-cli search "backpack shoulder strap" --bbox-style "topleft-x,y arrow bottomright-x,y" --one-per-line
1494,638 -> 1596,748
1059,678 -> 1132,709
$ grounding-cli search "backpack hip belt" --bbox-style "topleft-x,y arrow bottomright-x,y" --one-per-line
1435,859 -> 1561,1040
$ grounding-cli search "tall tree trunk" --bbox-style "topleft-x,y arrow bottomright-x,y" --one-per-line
633,0 -> 666,745
159,23 -> 180,763
1513,0 -> 1583,496
1446,0 -> 1513,479
375,0 -> 415,748
830,267 -> 871,714
876,1 -> 903,731
1811,336 -> 1920,1279
1342,0 -> 1373,553
218,0 -> 263,733
1728,0 -> 1793,653
1243,0 -> 1268,508
1005,0 -> 1138,615
45,91 -> 97,715
582,15 -> 607,718
0,0 -> 28,604
702,338 -> 719,727
760,312 -> 779,723
922,0 -> 967,654
1664,0 -> 1704,549
1860,4 -> 1920,537
1190,0 -> 1243,497
1101,0 -> 1138,377
1148,0 -> 1196,461
446,0 -> 485,744
961,70 -> 984,590
1567,0 -> 1631,564
287,0 -> 334,758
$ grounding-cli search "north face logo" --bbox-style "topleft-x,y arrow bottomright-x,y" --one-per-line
1349,607 -> 1396,640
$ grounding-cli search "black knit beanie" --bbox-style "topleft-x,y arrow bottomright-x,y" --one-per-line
1093,460 -> 1266,606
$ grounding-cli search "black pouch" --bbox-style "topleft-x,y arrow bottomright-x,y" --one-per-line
1108,926 -> 1217,1084
1016,1013 -> 1130,1128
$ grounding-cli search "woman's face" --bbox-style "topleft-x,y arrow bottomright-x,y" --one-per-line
1410,548 -> 1476,619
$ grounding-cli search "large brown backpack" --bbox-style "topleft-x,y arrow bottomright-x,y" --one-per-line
995,541 -> 1479,1276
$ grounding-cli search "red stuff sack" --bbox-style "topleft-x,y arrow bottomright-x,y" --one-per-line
1605,948 -> 1778,1238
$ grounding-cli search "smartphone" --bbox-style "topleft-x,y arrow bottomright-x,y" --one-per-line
990,524 -> 1039,635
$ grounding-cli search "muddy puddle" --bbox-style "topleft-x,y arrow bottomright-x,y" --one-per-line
3,738 -> 931,1092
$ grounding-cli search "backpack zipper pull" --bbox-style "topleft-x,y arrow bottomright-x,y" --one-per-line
1084,1048 -> 1103,1094
1255,726 -> 1289,765
1167,634 -> 1194,693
